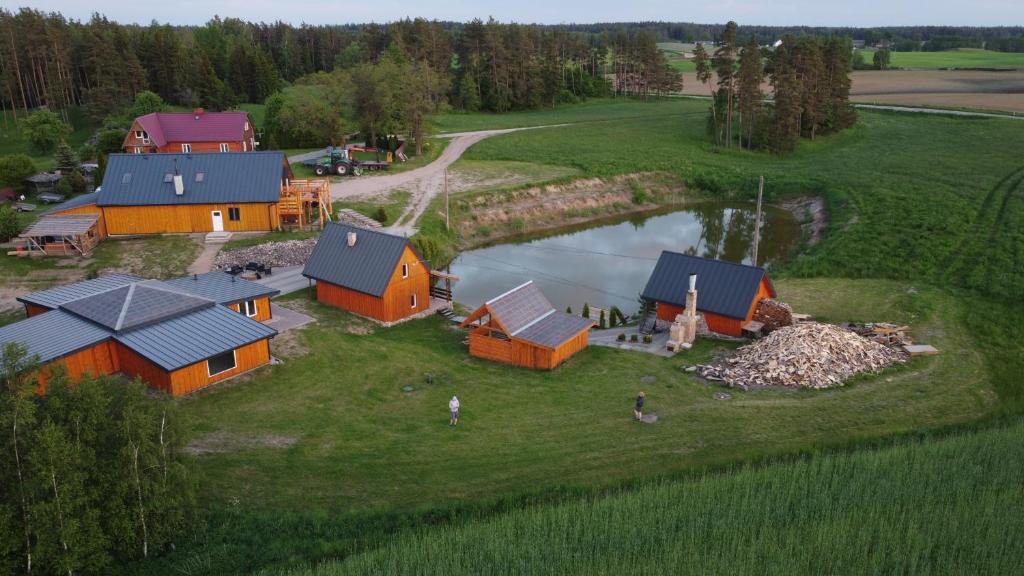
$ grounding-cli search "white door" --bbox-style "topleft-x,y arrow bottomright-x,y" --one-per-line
211,211 -> 224,232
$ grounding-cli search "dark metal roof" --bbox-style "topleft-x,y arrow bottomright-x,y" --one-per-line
18,274 -> 142,310
486,281 -> 594,348
20,214 -> 99,237
0,310 -> 111,364
98,152 -> 285,206
136,111 -> 249,147
303,222 -> 422,297
641,251 -> 774,320
44,191 -> 99,215
114,305 -> 276,371
60,281 -> 214,333
162,272 -> 279,305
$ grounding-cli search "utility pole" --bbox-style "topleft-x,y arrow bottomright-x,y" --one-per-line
752,175 -> 764,266
444,167 -> 450,231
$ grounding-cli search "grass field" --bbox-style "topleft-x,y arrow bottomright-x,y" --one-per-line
861,47 -> 1024,69
334,190 -> 411,226
273,419 -> 1024,575
0,107 -> 100,169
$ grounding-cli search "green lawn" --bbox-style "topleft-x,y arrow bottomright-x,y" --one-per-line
333,190 -> 411,227
861,47 -> 1024,69
275,419 -> 1024,576
0,107 -> 100,169
430,98 -> 693,133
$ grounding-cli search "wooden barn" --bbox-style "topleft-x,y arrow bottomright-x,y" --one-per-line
459,281 -> 595,370
641,251 -> 776,337
123,110 -> 257,154
5,273 -> 278,396
39,152 -> 332,236
303,223 -> 453,324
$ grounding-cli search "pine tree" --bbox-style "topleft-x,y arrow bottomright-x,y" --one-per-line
712,22 -> 739,148
768,38 -> 803,154
824,37 -> 857,132
54,141 -> 78,173
599,309 -> 607,329
737,36 -> 765,149
582,302 -> 590,318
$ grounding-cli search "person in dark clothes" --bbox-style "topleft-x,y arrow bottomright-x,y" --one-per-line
634,391 -> 646,421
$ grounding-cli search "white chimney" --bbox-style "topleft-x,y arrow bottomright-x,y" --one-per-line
173,173 -> 184,196
688,273 -> 697,292
347,231 -> 357,247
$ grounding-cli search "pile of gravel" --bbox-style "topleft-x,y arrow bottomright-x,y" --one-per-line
214,238 -> 318,269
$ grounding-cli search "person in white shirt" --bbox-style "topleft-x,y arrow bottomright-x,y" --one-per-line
449,396 -> 460,426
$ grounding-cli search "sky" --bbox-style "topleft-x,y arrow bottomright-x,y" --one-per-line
12,0 -> 1024,27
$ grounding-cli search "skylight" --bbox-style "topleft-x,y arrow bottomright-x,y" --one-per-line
163,173 -> 173,183
195,172 -> 205,183
121,173 -> 132,184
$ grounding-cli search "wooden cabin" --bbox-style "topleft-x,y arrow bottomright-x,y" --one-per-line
641,251 -> 776,337
459,281 -> 595,370
123,110 -> 257,154
303,223 -> 453,324
6,273 -> 278,396
40,152 -> 329,236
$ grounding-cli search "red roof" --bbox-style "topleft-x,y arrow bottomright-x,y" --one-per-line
135,111 -> 250,147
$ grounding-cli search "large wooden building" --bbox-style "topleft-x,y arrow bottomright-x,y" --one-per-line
303,223 -> 450,324
460,281 -> 595,370
39,152 -> 331,236
641,251 -> 776,337
4,272 -> 279,396
122,110 -> 257,154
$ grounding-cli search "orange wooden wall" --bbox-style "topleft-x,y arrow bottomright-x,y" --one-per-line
24,303 -> 51,317
164,339 -> 270,396
654,277 -> 774,337
468,324 -> 589,370
103,203 -> 278,235
227,296 -> 272,322
123,118 -> 256,153
36,341 -> 119,393
316,245 -> 430,323
47,202 -> 108,238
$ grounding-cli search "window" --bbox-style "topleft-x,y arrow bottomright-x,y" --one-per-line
133,147 -> 143,154
163,173 -> 174,183
245,121 -> 250,131
207,350 -> 237,376
410,293 -> 417,309
219,143 -> 229,152
195,172 -> 205,183
181,143 -> 191,153
228,207 -> 240,221
401,263 -> 409,278
121,173 -> 131,184
243,300 -> 258,317
243,141 -> 247,152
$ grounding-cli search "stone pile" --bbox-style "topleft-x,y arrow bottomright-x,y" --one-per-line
699,322 -> 906,389
214,238 -> 318,269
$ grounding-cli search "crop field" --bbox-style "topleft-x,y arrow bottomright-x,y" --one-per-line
861,47 -> 1024,69
272,420 -> 1024,575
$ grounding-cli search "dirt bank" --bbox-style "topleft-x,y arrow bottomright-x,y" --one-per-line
452,172 -> 687,246
778,195 -> 828,246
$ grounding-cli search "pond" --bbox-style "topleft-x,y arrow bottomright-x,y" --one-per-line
450,202 -> 802,314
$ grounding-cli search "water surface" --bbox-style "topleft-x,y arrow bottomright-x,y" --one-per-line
450,203 -> 801,314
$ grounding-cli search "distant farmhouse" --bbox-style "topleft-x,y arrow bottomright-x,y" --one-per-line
460,281 -> 594,370
22,152 -> 331,250
123,110 -> 257,154
2,272 -> 279,396
303,223 -> 455,325
641,252 -> 776,338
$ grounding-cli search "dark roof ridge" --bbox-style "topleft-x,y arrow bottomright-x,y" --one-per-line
661,249 -> 768,274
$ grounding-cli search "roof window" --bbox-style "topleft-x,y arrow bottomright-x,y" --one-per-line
195,172 -> 205,183
121,173 -> 132,184
163,173 -> 174,183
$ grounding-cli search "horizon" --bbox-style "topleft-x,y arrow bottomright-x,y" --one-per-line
9,0 -> 1024,28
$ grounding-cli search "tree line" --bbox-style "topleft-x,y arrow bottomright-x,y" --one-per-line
0,343 -> 194,575
0,9 -> 681,131
693,22 -> 856,154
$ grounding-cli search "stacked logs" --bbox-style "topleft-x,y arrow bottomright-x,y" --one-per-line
752,299 -> 794,333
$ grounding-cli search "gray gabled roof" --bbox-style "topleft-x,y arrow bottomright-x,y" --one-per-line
114,305 -> 276,371
303,222 -> 424,297
486,281 -> 594,349
44,191 -> 99,215
641,251 -> 775,320
60,281 -> 214,333
98,152 -> 286,206
162,272 -> 279,306
18,274 -> 142,310
0,310 -> 112,364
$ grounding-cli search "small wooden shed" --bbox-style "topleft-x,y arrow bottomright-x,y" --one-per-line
460,281 -> 595,370
18,213 -> 105,256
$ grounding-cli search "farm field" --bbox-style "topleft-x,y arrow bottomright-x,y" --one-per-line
273,419 -> 1024,576
861,47 -> 1024,69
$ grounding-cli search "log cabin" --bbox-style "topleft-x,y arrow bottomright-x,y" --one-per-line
40,152 -> 323,236
641,251 -> 776,337
302,223 -> 452,324
122,110 -> 257,154
4,273 -> 278,396
459,281 -> 595,370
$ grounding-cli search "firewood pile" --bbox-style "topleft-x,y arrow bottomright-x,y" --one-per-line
843,322 -> 913,347
752,299 -> 794,333
699,322 -> 906,389
214,238 -> 318,269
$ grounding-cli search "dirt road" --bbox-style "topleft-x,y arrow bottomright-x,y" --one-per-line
330,125 -> 563,236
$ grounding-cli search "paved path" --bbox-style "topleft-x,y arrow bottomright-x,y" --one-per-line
330,125 -> 565,237
253,265 -> 307,296
265,302 -> 314,332
187,240 -> 223,275
853,103 -> 1023,119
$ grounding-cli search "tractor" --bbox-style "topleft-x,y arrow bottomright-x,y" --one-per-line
305,148 -> 363,177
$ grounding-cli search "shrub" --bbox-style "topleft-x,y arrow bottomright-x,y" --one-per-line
0,154 -> 36,193
617,333 -> 626,342
55,176 -> 72,196
373,206 -> 389,224
566,306 -> 572,314
630,334 -> 639,343
67,170 -> 87,195
582,303 -> 590,319
643,334 -> 653,344
630,180 -> 649,204
609,306 -> 621,328
599,309 -> 607,329
0,204 -> 20,242
21,109 -> 71,153
509,217 -> 526,233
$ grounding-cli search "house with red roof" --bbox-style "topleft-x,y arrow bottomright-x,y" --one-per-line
122,109 -> 257,154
